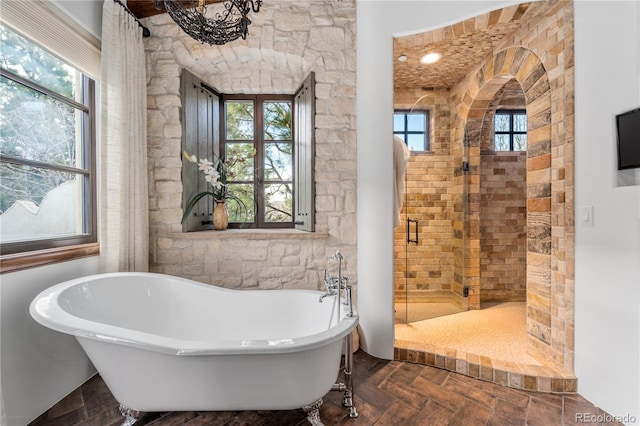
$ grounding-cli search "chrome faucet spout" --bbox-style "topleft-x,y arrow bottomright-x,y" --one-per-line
319,292 -> 336,303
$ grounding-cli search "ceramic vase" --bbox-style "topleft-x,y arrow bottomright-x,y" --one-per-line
213,200 -> 229,230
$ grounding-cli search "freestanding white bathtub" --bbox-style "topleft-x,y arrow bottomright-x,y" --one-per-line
30,272 -> 359,425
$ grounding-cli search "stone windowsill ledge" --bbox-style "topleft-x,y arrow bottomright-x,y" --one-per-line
168,229 -> 330,240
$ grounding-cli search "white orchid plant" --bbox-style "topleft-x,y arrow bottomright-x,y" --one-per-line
181,149 -> 253,224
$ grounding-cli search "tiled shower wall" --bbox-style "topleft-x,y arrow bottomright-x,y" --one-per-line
393,82 -> 528,306
480,152 -> 527,302
450,0 -> 575,371
393,89 -> 458,304
394,0 -> 575,373
480,80 -> 527,303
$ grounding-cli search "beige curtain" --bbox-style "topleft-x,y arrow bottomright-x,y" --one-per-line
100,0 -> 149,272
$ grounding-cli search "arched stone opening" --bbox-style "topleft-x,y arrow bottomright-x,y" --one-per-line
457,47 -> 563,368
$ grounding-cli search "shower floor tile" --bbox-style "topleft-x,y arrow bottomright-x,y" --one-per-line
394,302 -> 534,364
28,350 -> 620,426
393,302 -> 581,394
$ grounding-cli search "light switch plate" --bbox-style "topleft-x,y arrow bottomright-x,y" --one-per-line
579,205 -> 594,227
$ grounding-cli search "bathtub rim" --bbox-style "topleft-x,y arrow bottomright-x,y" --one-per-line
29,272 -> 358,357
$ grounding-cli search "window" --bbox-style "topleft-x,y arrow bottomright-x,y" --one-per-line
394,110 -> 429,151
223,95 -> 294,228
0,24 -> 97,255
494,110 -> 527,151
180,70 -> 315,232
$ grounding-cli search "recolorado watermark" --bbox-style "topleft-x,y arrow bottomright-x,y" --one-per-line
576,413 -> 637,424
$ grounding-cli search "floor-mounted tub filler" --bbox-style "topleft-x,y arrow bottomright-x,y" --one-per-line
30,269 -> 359,426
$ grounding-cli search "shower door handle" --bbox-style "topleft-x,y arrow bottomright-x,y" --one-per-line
407,218 -> 419,245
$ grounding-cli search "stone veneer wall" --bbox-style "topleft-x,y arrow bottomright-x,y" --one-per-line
142,1 -> 357,293
393,89 -> 457,304
480,152 -> 527,302
393,86 -> 527,306
450,0 -> 575,371
480,80 -> 527,303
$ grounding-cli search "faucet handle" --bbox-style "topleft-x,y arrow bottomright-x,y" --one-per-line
341,276 -> 349,288
328,250 -> 343,261
323,270 -> 338,291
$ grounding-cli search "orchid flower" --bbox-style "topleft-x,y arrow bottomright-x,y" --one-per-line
181,150 -> 253,225
198,158 -> 214,172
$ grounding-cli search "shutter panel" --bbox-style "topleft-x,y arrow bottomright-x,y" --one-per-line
181,70 -> 220,231
294,72 -> 316,232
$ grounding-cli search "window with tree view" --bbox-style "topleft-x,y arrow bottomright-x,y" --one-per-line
494,110 -> 527,151
0,24 -> 96,254
223,96 -> 293,228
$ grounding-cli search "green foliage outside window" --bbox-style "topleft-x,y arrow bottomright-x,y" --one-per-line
224,99 -> 293,225
0,23 -> 95,250
0,24 -> 83,214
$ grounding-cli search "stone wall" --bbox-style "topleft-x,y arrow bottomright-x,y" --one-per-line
394,87 -> 526,306
480,152 -> 527,302
395,1 -> 574,371
480,79 -> 527,303
450,0 -> 575,370
393,88 -> 457,304
394,82 -> 528,306
142,1 -> 357,293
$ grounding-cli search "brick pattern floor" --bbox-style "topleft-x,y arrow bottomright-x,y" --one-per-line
29,350 -> 618,426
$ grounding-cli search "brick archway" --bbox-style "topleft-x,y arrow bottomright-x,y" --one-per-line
456,46 -> 561,367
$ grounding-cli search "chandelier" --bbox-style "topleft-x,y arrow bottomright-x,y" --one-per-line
154,0 -> 263,45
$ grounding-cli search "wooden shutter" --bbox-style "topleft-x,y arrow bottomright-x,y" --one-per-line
294,72 -> 316,232
181,70 -> 220,232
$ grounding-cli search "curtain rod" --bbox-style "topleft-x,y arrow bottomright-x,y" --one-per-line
112,0 -> 151,37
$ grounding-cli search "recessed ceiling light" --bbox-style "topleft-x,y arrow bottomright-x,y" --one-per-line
397,55 -> 408,62
421,52 -> 441,64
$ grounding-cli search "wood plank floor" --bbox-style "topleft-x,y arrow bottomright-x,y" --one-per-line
29,350 -> 618,426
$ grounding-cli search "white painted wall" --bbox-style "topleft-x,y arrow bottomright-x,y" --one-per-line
1,258 -> 100,426
0,3 -> 103,425
574,1 -> 640,423
356,0 -> 523,359
51,0 -> 103,40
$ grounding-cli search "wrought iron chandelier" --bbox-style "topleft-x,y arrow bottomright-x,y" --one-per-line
154,0 -> 263,45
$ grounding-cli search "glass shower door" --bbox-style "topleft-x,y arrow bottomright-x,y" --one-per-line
396,153 -> 435,325
395,151 -> 470,325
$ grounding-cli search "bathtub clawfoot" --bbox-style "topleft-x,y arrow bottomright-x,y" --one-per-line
302,398 -> 324,426
119,404 -> 140,426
